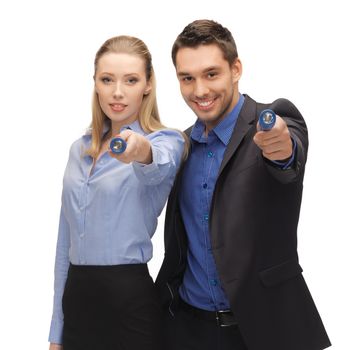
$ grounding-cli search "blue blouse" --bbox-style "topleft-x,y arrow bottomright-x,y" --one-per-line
49,120 -> 185,344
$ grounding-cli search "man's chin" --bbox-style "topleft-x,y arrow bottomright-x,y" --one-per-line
195,113 -> 217,123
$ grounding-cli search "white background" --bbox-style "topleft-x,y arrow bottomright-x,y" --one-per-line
0,0 -> 346,348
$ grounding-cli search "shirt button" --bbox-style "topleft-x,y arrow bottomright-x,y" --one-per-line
207,151 -> 214,158
203,183 -> 207,189
204,214 -> 209,221
80,233 -> 85,238
210,279 -> 218,286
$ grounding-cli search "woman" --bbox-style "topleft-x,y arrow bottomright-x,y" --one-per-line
48,35 -> 185,350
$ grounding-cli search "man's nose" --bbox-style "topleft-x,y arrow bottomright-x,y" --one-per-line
194,79 -> 209,98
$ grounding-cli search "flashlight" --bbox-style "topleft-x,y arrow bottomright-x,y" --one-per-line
110,137 -> 127,154
259,109 -> 276,131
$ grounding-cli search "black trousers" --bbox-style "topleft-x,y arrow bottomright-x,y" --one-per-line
62,264 -> 162,350
163,304 -> 248,350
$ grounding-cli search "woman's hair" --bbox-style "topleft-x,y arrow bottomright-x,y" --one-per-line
87,35 -> 167,159
172,19 -> 238,67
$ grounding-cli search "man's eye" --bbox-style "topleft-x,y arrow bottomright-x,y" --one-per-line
207,72 -> 217,78
183,76 -> 193,82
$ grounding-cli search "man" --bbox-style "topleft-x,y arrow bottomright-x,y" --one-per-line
155,19 -> 331,350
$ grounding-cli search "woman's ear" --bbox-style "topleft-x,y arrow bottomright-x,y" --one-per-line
93,75 -> 99,94
144,81 -> 152,96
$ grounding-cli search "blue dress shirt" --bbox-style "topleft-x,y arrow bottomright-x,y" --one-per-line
179,94 -> 296,312
49,120 -> 184,344
179,95 -> 245,311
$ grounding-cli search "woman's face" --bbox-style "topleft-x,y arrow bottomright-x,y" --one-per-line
95,52 -> 151,129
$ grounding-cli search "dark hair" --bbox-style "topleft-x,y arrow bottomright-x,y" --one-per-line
172,19 -> 238,66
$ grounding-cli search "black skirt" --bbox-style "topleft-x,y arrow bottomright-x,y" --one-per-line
62,263 -> 162,350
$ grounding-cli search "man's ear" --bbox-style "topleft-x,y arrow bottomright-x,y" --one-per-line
232,58 -> 242,83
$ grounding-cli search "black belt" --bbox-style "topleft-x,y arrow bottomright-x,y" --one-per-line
179,299 -> 238,327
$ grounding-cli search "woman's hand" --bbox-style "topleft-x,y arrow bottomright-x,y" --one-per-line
109,130 -> 152,164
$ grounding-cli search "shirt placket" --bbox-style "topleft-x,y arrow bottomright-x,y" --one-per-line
77,159 -> 93,264
202,140 -> 219,306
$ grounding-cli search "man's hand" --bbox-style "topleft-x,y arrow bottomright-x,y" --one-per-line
108,130 -> 152,164
49,343 -> 62,350
253,115 -> 293,161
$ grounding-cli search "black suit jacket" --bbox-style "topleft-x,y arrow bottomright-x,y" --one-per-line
155,95 -> 331,350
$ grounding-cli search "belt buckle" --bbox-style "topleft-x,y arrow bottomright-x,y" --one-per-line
216,310 -> 230,327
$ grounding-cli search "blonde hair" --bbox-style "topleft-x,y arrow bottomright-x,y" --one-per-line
87,35 -> 188,159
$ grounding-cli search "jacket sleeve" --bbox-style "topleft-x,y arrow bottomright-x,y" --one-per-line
262,98 -> 308,184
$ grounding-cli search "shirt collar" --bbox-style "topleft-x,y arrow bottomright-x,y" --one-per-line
190,94 -> 245,146
122,119 -> 146,135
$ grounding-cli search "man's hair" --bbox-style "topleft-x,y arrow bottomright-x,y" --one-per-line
172,19 -> 238,66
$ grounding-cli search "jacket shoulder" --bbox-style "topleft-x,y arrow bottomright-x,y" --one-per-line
256,97 -> 303,120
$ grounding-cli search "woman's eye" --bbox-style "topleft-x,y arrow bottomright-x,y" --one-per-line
127,78 -> 138,84
101,77 -> 112,84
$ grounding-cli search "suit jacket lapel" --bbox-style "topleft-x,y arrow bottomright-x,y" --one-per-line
217,95 -> 257,177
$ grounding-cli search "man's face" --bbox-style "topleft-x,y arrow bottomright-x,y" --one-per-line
175,44 -> 242,130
